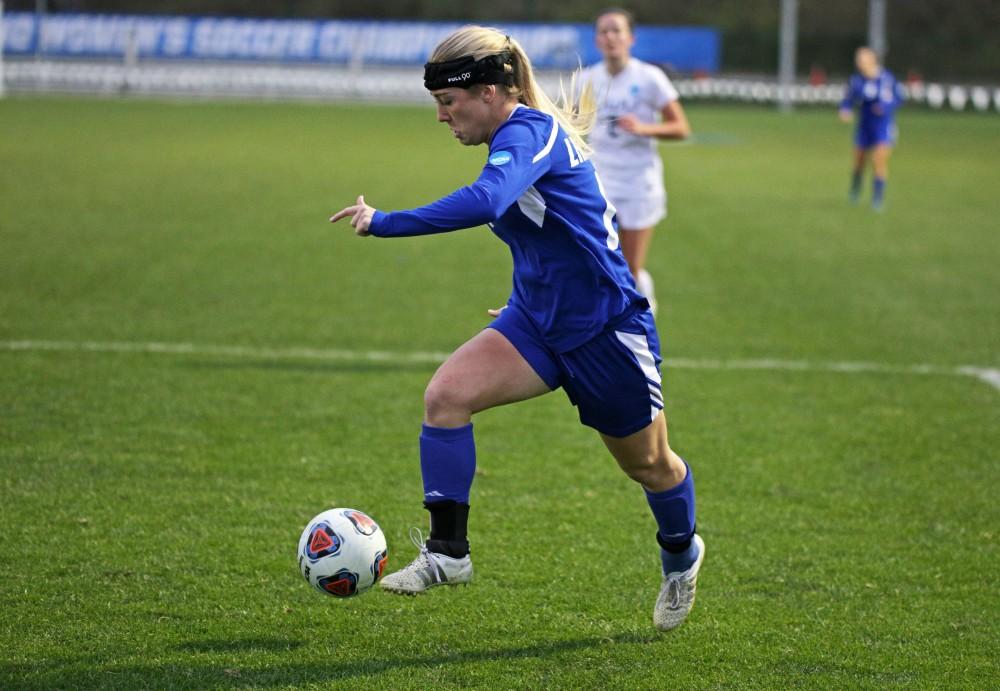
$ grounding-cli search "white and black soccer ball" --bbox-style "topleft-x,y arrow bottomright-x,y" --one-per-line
297,508 -> 388,598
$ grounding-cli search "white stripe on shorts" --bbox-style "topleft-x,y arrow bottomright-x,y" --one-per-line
615,330 -> 664,422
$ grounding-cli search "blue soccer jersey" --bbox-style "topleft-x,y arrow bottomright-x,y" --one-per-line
369,105 -> 644,353
841,69 -> 903,148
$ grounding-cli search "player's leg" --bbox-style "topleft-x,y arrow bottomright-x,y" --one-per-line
617,191 -> 666,313
560,309 -> 702,630
422,327 -> 552,428
619,226 -> 658,313
600,410 -> 683,491
871,143 -> 892,210
419,327 -> 550,556
619,225 -> 655,280
421,327 -> 551,551
601,413 -> 703,631
382,325 -> 555,594
850,146 -> 868,203
601,412 -> 696,566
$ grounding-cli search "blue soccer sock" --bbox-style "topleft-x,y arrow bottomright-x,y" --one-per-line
645,461 -> 699,574
419,423 -> 476,505
659,534 -> 701,575
872,176 -> 886,208
420,424 -> 476,558
850,171 -> 863,201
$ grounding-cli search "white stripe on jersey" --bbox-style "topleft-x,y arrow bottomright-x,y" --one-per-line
517,185 -> 546,227
532,115 -> 559,163
593,172 -> 619,250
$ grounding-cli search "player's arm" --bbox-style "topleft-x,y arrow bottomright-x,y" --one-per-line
839,76 -> 859,122
881,75 -> 904,116
331,123 -> 548,238
619,100 -> 691,140
619,68 -> 690,140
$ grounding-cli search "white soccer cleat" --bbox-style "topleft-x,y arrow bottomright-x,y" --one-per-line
653,534 -> 705,631
380,528 -> 473,595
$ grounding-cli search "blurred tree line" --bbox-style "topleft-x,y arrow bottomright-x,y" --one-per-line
8,0 -> 999,80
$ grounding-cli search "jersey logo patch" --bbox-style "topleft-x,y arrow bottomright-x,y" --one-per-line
488,151 -> 513,166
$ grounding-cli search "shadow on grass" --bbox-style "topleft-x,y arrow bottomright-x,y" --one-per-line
174,637 -> 306,654
2,631 -> 658,688
179,359 -> 439,375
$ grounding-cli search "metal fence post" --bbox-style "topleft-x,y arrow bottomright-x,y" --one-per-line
778,0 -> 798,112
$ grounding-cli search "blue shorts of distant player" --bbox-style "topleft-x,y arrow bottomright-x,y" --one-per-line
855,118 -> 897,149
489,302 -> 663,438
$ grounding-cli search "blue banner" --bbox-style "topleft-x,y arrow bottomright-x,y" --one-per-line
2,13 -> 720,72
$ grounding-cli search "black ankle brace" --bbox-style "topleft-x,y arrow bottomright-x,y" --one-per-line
425,500 -> 470,556
656,527 -> 695,553
425,538 -> 470,559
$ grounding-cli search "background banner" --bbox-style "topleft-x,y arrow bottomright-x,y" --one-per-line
1,13 -> 721,72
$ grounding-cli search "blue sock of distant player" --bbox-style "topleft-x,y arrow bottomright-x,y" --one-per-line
419,423 -> 476,557
645,461 -> 698,574
850,171 -> 863,202
872,176 -> 886,208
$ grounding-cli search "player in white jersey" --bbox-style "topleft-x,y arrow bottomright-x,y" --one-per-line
580,8 -> 691,313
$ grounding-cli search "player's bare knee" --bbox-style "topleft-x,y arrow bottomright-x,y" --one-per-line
423,378 -> 472,426
622,453 -> 666,487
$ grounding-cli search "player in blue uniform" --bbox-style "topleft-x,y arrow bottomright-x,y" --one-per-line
839,46 -> 903,210
330,26 -> 704,631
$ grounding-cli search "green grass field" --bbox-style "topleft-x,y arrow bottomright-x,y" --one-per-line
1,96 -> 998,689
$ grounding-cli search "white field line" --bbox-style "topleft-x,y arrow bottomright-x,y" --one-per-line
2,339 -> 999,393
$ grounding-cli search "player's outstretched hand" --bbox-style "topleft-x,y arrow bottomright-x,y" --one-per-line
487,305 -> 508,318
838,108 -> 854,124
330,195 -> 375,236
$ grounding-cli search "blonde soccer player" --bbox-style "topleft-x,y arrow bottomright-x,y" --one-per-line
580,7 -> 691,313
330,25 -> 704,631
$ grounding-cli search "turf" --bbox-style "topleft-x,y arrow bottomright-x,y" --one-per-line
1,96 -> 998,689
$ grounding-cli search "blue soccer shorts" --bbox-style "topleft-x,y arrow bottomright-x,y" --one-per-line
489,303 -> 664,438
856,119 -> 897,149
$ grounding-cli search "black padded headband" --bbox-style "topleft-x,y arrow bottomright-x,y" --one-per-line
423,52 -> 514,91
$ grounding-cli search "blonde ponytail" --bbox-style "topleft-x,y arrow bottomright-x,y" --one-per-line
429,26 -> 596,156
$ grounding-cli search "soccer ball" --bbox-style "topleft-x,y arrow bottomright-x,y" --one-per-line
297,508 -> 388,598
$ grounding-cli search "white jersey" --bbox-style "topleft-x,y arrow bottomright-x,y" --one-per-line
580,58 -> 678,201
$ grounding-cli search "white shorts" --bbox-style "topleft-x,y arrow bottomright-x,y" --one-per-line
611,191 -> 667,230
